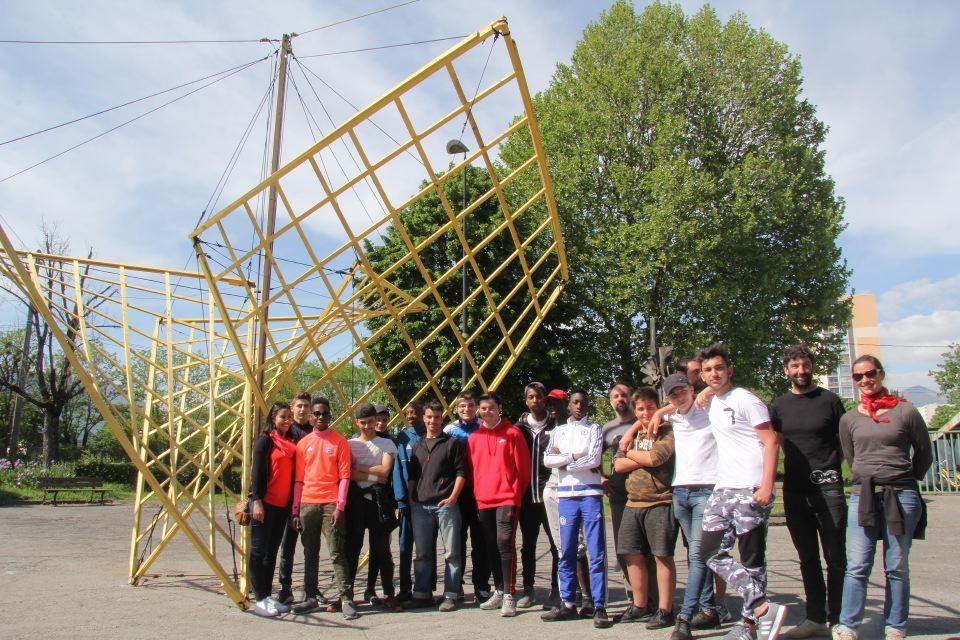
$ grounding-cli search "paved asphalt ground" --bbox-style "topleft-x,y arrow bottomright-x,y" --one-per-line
1,496 -> 958,640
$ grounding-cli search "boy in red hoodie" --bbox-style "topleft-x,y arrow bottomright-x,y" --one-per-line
469,392 -> 531,617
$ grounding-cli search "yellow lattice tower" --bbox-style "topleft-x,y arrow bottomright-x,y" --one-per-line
0,244 -> 256,604
0,17 -> 567,610
191,18 -> 568,428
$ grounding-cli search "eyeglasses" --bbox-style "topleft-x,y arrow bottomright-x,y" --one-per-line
313,410 -> 331,418
851,369 -> 881,382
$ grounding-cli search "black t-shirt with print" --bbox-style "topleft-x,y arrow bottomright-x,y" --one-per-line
771,387 -> 846,493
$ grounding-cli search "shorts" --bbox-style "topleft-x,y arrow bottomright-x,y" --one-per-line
616,503 -> 678,557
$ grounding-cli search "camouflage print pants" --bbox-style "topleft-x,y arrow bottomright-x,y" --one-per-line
701,488 -> 771,622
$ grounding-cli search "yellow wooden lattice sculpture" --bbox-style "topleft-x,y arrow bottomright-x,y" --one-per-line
0,18 -> 566,609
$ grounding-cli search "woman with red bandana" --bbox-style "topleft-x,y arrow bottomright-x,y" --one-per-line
248,402 -> 299,617
834,356 -> 932,640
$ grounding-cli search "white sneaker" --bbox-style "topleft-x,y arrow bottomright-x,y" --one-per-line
500,593 -> 517,617
267,596 -> 289,614
884,628 -> 906,640
757,602 -> 787,640
782,620 -> 830,638
252,598 -> 278,617
831,625 -> 858,640
479,590 -> 503,610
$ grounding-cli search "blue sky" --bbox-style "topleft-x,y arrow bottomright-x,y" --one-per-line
0,0 -> 957,393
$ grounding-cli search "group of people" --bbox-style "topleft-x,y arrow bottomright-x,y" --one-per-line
246,342 -> 933,640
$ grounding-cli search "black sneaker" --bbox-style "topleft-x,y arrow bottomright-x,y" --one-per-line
397,591 -> 414,603
691,609 -> 721,629
618,604 -> 651,623
341,599 -> 359,621
291,597 -> 319,614
363,590 -> 383,606
541,605 -> 579,622
647,609 -> 676,630
542,589 -> 561,610
579,598 -> 595,618
276,591 -> 294,606
401,597 -> 434,610
594,607 -> 613,629
671,617 -> 693,640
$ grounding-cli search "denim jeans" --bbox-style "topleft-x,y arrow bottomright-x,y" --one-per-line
673,486 -> 716,619
411,501 -> 462,599
840,489 -> 921,632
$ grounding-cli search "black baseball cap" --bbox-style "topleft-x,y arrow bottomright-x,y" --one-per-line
663,373 -> 691,396
354,402 -> 378,419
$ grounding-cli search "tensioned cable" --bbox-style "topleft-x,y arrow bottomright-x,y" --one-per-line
203,73 -> 277,217
287,67 -> 379,225
0,37 -> 272,45
297,35 -> 466,59
0,212 -> 29,246
246,52 -> 279,288
173,63 -> 278,297
0,54 -> 272,184
1,57 -> 274,147
294,0 -> 421,38
294,56 -> 424,168
292,57 -> 402,206
460,33 -> 499,139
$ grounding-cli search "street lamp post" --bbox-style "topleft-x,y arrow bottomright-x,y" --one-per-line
446,139 -> 469,390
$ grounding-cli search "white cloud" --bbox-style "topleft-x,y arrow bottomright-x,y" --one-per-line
878,310 -> 959,393
879,273 -> 960,318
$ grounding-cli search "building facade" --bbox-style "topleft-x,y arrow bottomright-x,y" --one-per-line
821,294 -> 882,402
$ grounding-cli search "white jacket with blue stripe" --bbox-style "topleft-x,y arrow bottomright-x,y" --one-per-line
542,418 -> 603,498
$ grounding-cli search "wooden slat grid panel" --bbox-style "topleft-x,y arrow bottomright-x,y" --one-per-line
0,248 -> 254,606
190,18 -> 568,428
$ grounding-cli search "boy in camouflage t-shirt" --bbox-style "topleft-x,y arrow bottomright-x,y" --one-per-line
612,387 -> 678,630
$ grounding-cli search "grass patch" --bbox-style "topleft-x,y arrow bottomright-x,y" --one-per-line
0,481 -> 136,504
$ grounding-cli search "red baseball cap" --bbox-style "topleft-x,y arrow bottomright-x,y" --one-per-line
546,388 -> 568,402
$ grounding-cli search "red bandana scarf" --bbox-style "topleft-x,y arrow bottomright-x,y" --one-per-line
860,388 -> 900,423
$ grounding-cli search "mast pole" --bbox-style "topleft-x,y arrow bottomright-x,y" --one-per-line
253,33 -> 293,432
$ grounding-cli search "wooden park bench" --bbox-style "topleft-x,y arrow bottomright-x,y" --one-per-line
39,477 -> 109,505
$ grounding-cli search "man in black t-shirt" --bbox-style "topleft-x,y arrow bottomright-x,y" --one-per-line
771,345 -> 847,639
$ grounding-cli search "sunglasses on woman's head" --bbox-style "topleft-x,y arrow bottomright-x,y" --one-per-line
852,368 -> 881,382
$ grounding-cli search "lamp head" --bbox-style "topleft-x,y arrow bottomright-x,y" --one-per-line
446,139 -> 469,155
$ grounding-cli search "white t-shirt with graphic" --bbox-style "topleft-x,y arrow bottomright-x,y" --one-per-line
707,387 -> 771,489
669,405 -> 717,486
348,435 -> 397,488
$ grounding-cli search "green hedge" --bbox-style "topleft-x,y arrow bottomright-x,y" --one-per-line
76,461 -> 242,492
76,461 -> 137,484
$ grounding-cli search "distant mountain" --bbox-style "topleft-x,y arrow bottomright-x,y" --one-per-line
899,385 -> 946,406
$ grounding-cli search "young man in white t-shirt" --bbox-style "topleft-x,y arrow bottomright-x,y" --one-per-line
344,402 -> 400,615
697,344 -> 786,640
624,373 -> 722,639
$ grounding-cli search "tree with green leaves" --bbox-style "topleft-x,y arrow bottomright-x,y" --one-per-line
931,343 -> 960,406
500,0 -> 851,393
361,165 -> 572,417
929,343 -> 960,429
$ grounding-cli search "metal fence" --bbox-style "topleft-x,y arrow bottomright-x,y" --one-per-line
921,431 -> 960,493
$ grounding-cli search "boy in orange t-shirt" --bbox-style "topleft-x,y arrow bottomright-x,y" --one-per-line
291,397 -> 355,618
